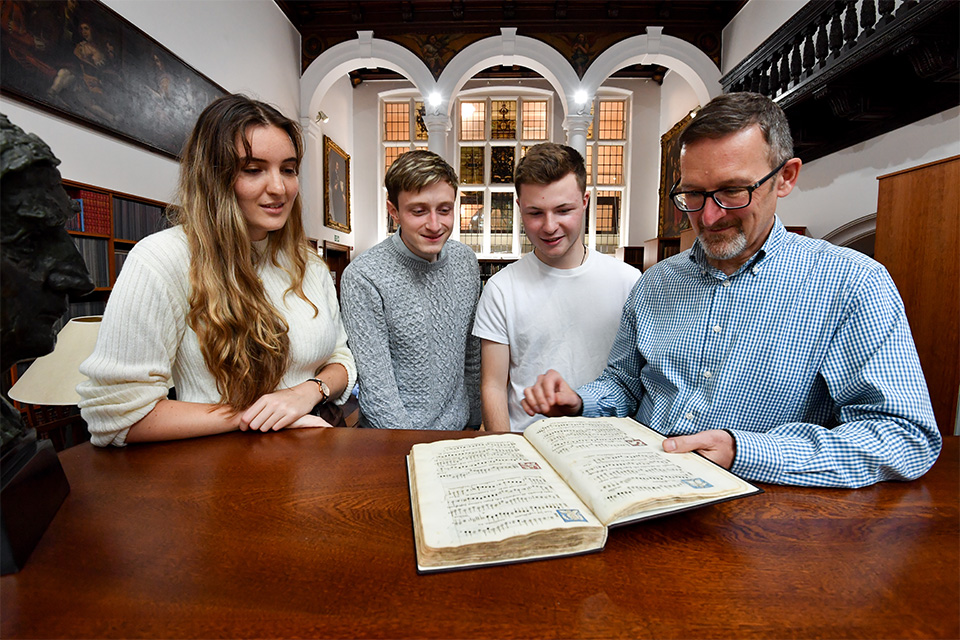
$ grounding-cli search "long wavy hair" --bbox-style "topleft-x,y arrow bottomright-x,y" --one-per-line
169,94 -> 316,410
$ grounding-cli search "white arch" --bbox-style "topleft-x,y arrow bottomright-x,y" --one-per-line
436,28 -> 580,118
581,27 -> 721,106
300,31 -> 435,118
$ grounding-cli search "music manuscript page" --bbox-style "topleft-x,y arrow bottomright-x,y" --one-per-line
523,417 -> 757,525
409,434 -> 605,569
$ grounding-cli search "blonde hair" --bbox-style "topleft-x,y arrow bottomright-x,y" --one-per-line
384,149 -> 458,207
169,94 -> 316,410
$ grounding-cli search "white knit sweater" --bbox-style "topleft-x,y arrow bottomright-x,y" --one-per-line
78,226 -> 356,446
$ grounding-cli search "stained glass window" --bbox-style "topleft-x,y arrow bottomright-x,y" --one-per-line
459,147 -> 485,184
491,147 -> 515,184
491,100 -> 517,139
414,101 -> 428,141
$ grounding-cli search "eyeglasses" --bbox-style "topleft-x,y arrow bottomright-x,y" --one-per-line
669,159 -> 788,213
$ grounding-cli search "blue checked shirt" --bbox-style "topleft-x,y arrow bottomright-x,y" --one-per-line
579,218 -> 941,487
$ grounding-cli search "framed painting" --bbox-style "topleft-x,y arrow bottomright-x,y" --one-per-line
657,111 -> 696,239
323,135 -> 351,233
0,0 -> 226,159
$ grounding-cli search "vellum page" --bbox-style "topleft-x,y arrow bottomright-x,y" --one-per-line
524,417 -> 755,525
410,434 -> 605,568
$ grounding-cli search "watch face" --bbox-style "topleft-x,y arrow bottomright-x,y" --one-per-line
320,380 -> 331,398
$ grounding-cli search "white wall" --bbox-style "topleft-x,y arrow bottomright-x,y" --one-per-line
721,0 -> 806,75
306,74 -> 356,247
659,70 -> 699,136
0,0 -> 300,205
779,107 -> 960,238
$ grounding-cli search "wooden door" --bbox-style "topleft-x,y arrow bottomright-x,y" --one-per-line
875,156 -> 960,435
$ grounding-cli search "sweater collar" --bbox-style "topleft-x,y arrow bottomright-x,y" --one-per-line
392,229 -> 447,266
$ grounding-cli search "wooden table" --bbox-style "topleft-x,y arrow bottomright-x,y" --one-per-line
2,429 -> 957,639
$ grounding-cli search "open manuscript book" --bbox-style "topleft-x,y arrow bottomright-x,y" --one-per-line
408,416 -> 760,572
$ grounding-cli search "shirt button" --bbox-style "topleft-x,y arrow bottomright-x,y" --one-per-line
712,325 -> 722,333
684,412 -> 695,421
721,280 -> 731,287
703,370 -> 712,378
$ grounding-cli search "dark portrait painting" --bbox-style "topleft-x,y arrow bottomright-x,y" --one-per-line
658,111 -> 695,239
323,135 -> 350,234
0,0 -> 226,158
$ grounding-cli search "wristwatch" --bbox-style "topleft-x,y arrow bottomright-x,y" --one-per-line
308,378 -> 330,403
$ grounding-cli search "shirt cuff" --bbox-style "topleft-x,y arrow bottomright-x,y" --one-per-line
578,388 -> 600,417
727,429 -> 786,483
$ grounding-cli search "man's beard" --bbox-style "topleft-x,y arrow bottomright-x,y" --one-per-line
699,225 -> 748,261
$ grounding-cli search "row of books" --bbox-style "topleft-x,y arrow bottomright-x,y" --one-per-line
65,190 -> 112,236
113,197 -> 167,242
72,236 -> 111,288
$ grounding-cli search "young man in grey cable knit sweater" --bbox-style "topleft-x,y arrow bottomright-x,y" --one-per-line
340,150 -> 481,430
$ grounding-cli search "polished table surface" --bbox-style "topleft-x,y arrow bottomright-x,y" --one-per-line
2,428 -> 958,639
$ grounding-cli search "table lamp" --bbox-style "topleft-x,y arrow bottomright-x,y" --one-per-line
9,316 -> 101,406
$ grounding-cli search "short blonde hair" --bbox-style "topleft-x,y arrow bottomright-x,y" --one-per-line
384,150 -> 459,207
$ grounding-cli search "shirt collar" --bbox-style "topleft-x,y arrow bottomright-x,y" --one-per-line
688,215 -> 786,279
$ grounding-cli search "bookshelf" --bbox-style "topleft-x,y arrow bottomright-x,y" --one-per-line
478,258 -> 515,286
60,179 -> 169,325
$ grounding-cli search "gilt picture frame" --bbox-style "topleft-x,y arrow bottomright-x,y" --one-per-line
657,111 -> 695,239
0,0 -> 226,159
323,135 -> 351,233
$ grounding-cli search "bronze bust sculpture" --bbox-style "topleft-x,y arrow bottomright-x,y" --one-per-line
1,113 -> 95,451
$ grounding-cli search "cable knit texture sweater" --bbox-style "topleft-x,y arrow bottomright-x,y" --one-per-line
340,232 -> 481,430
77,226 -> 356,446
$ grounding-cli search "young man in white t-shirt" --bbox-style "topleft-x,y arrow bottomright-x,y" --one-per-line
472,143 -> 640,432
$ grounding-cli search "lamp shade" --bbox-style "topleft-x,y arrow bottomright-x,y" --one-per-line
8,316 -> 101,406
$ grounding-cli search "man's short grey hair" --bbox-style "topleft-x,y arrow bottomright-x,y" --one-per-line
679,92 -> 794,167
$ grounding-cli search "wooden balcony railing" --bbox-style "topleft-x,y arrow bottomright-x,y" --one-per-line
721,0 -> 958,162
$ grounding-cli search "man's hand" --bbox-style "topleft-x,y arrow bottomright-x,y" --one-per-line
662,429 -> 735,469
521,369 -> 583,417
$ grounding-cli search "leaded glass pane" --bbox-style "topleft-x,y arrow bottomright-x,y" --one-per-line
490,192 -> 513,254
595,190 -> 621,254
596,145 -> 623,185
491,100 -> 517,139
459,147 -> 485,184
384,147 -> 406,176
520,219 -> 533,255
459,191 -> 483,252
598,101 -> 625,140
521,101 -> 547,140
585,146 -> 593,186
460,101 -> 485,141
491,147 -> 515,184
414,101 -> 428,141
384,102 -> 410,142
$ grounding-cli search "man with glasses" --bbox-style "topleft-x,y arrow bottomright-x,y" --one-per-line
521,92 -> 940,488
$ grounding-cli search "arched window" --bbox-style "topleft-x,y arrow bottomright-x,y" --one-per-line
379,87 -> 630,258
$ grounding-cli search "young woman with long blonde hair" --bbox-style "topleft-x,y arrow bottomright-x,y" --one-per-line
79,94 -> 355,445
